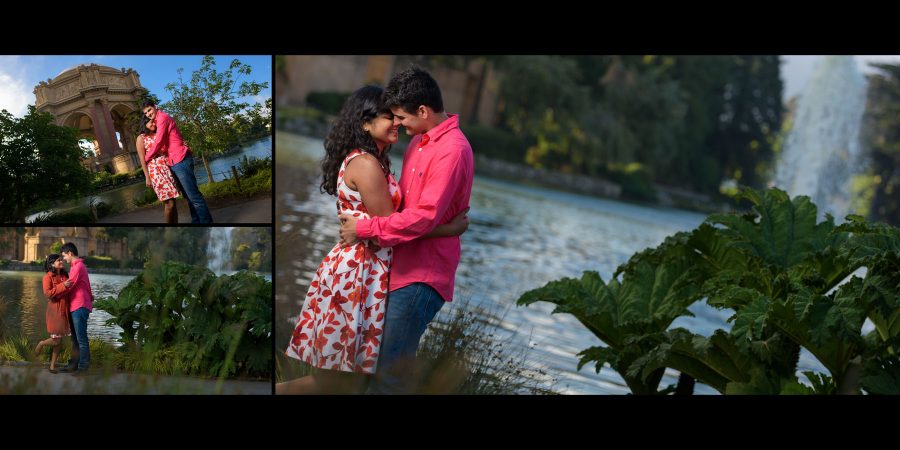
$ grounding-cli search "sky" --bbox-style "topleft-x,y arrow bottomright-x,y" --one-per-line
3,55 -> 899,117
0,55 -> 271,118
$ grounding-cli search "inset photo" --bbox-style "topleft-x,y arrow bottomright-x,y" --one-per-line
0,227 -> 272,394
0,55 -> 271,224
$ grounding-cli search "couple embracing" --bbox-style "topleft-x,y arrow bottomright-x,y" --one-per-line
278,66 -> 474,394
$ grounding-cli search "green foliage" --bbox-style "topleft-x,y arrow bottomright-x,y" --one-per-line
518,244 -> 701,394
0,106 -> 94,222
82,255 -> 122,269
112,227 -> 211,269
132,186 -> 158,208
199,166 -> 271,199
463,124 -> 530,164
110,173 -> 129,186
306,91 -> 350,116
162,56 -> 269,184
92,171 -> 113,190
599,163 -> 658,202
237,155 -> 272,178
485,55 -> 783,197
94,261 -> 272,379
0,335 -> 30,362
862,62 -> 900,225
231,228 -> 271,272
518,187 -> 900,394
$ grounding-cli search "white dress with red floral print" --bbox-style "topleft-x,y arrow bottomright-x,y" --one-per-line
142,134 -> 181,202
286,149 -> 401,373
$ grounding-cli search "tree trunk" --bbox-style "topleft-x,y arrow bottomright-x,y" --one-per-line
202,153 -> 214,184
470,58 -> 489,124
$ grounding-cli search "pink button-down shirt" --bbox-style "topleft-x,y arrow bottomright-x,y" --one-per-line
356,114 -> 474,302
145,110 -> 191,166
67,257 -> 93,312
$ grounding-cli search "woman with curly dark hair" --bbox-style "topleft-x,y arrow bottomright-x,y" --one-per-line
34,253 -> 73,373
279,85 -> 469,394
136,115 -> 180,223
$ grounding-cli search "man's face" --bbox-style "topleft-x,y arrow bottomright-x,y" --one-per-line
143,106 -> 156,120
61,252 -> 73,263
391,106 -> 428,136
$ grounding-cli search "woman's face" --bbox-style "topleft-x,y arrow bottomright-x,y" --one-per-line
52,259 -> 63,270
365,112 -> 399,150
146,119 -> 156,133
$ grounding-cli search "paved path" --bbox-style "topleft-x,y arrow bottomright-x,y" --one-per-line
0,364 -> 271,395
100,196 -> 272,224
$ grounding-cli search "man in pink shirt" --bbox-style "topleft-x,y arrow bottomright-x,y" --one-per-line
59,243 -> 94,374
339,66 -> 474,394
143,100 -> 214,223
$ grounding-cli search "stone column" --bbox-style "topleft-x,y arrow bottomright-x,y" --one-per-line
100,99 -> 121,155
90,102 -> 115,161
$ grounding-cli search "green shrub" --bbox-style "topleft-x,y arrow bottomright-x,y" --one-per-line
94,261 -> 272,379
464,124 -> 530,164
238,156 -> 272,178
306,91 -> 350,116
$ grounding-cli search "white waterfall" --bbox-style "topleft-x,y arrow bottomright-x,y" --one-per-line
774,55 -> 869,221
206,227 -> 234,274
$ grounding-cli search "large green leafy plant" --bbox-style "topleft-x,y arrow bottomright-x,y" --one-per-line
95,261 -> 272,379
518,188 -> 900,394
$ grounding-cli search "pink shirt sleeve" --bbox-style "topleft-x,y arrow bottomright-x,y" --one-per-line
145,112 -> 171,161
357,149 -> 466,248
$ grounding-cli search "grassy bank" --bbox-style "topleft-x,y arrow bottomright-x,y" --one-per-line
276,300 -> 558,394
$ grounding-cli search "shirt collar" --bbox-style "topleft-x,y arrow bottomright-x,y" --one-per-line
420,114 -> 459,147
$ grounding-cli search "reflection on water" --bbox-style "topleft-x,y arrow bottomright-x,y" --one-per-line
276,133 -> 831,394
0,271 -> 132,346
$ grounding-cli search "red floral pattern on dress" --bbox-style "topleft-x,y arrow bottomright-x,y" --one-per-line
286,149 -> 401,373
142,134 -> 181,201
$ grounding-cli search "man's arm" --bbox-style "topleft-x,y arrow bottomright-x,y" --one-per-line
66,262 -> 85,290
145,113 -> 171,161
353,149 -> 468,248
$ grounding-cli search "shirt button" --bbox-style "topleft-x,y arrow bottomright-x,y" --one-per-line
418,148 -> 422,152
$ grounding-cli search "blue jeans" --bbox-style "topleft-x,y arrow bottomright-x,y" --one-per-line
368,283 -> 445,395
170,157 -> 213,223
71,307 -> 90,370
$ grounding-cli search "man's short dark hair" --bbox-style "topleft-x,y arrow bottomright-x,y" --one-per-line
383,65 -> 444,114
142,99 -> 157,109
60,242 -> 78,256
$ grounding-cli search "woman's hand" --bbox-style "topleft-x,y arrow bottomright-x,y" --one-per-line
145,177 -> 152,188
446,207 -> 470,236
64,280 -> 72,288
425,207 -> 471,239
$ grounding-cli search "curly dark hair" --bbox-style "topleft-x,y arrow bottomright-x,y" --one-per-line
43,253 -> 68,277
383,65 -> 444,114
138,115 -> 155,136
320,85 -> 393,196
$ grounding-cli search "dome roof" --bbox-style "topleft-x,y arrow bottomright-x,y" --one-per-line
54,64 -> 120,79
